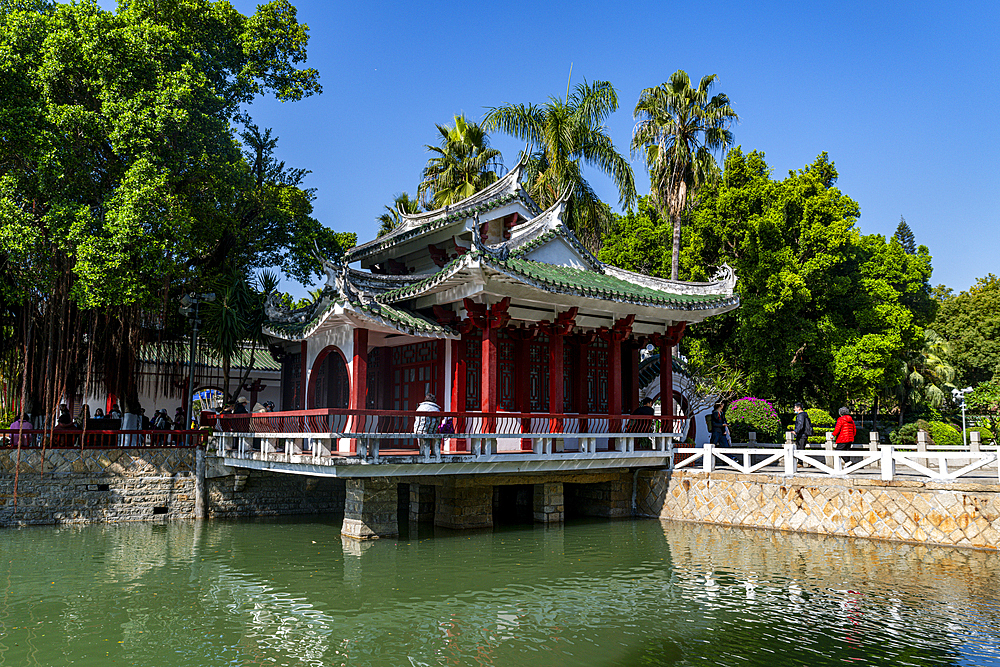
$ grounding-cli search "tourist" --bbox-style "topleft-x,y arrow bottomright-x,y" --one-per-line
53,413 -> 80,446
93,408 -> 105,419
9,414 -> 33,447
252,401 -> 267,413
833,407 -> 859,465
108,403 -> 121,419
233,396 -> 249,414
174,407 -> 186,429
793,402 -> 813,448
629,397 -> 655,437
710,403 -> 731,447
263,401 -> 275,412
413,392 -> 441,460
138,407 -> 150,431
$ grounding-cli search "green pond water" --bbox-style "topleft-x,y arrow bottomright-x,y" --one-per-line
1,515 -> 999,666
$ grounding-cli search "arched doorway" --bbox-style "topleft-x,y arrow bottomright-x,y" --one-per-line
308,346 -> 349,409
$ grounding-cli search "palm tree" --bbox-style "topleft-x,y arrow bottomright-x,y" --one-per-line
417,115 -> 503,209
484,79 -> 636,252
631,71 -> 738,280
376,192 -> 421,237
892,329 -> 957,425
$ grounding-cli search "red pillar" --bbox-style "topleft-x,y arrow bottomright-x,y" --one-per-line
349,329 -> 368,453
464,297 -> 510,433
450,337 -> 467,451
299,340 -> 308,409
575,332 -> 592,434
600,316 -> 633,444
653,322 -> 687,433
549,333 -> 563,432
628,341 -> 641,411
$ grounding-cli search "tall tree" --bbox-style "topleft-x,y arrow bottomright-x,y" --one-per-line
417,115 -> 502,209
483,79 -> 636,252
933,275 -> 1000,385
601,148 -> 934,409
893,216 -> 917,254
376,192 -> 421,237
0,0 -> 332,416
631,70 -> 738,280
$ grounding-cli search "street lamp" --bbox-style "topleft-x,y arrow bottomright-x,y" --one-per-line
179,292 -> 216,434
951,386 -> 973,446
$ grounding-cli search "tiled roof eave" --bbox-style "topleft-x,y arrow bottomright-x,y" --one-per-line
482,257 -> 740,312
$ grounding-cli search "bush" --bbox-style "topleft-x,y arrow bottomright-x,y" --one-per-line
890,420 -> 963,446
928,421 -> 962,447
784,408 -> 834,444
727,397 -> 782,443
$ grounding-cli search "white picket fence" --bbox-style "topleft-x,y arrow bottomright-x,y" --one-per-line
672,430 -> 998,482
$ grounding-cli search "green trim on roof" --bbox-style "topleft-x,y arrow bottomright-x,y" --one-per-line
347,192 -> 521,262
263,299 -> 455,340
488,257 -> 738,309
141,343 -> 280,371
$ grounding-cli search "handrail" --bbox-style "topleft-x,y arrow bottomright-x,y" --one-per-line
0,429 -> 209,449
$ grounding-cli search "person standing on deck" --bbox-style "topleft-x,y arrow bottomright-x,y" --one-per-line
414,392 -> 441,461
710,403 -> 731,447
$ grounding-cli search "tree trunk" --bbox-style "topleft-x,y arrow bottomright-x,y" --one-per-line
670,212 -> 682,281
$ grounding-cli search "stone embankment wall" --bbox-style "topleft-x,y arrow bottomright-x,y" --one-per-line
0,448 -> 344,526
637,469 -> 1000,550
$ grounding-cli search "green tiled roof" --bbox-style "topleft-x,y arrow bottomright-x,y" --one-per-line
141,343 -> 280,371
263,299 -> 455,340
486,257 -> 738,309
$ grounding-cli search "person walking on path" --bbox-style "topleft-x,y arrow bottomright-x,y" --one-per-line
793,402 -> 813,449
833,407 -> 858,465
413,392 -> 442,461
710,403 -> 731,447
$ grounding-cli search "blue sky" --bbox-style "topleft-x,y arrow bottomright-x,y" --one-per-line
122,0 -> 1000,296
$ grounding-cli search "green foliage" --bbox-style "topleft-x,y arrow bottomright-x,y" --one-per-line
967,379 -> 1000,436
652,148 -> 934,410
726,397 -> 782,443
631,70 -> 738,280
933,275 -> 1000,386
484,79 -> 636,252
598,196 -> 671,277
417,115 -> 502,209
806,408 -> 835,428
893,216 -> 917,254
889,419 -> 962,446
966,426 -> 995,445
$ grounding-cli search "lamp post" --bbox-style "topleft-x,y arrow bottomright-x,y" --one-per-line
179,293 -> 216,434
952,386 -> 973,446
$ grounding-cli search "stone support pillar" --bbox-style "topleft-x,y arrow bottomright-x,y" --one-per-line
533,482 -> 564,523
409,483 -> 436,523
565,474 -> 633,518
434,481 -> 493,529
342,477 -> 398,539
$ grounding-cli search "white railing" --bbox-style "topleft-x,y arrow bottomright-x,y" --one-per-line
214,430 -> 678,464
671,429 -> 999,482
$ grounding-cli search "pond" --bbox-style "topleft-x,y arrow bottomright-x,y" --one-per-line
1,516 -> 999,666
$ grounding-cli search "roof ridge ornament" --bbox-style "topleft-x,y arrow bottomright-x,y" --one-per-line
312,241 -> 377,306
711,263 -> 737,296
471,212 -> 510,261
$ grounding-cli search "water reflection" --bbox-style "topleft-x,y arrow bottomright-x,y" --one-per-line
0,517 -> 998,666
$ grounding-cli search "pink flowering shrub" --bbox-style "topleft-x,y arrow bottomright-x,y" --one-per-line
726,397 -> 782,443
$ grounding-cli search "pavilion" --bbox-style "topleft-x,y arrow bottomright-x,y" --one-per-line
261,157 -> 739,434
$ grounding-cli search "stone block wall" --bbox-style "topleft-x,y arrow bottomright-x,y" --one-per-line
0,449 -> 344,526
342,478 -> 398,539
435,482 -> 493,529
637,469 -> 1000,550
564,473 -> 633,518
532,482 -> 564,523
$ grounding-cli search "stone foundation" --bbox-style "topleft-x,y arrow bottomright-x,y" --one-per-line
637,469 -> 1000,550
1,449 -> 344,526
342,477 -> 398,539
409,483 -> 436,522
533,482 -> 564,523
435,481 -> 493,529
565,475 -> 633,518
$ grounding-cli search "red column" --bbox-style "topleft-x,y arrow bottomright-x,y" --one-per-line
299,340 -> 308,409
549,334 -> 563,432
575,333 -> 592,434
349,329 -> 368,453
546,308 -> 576,434
600,316 -> 634,445
652,322 -> 687,433
464,297 -> 510,433
450,337 -> 467,451
628,341 -> 641,412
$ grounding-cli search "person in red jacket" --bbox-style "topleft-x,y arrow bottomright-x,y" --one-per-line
833,407 -> 858,465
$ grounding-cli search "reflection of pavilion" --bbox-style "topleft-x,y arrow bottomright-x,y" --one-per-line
265,157 -> 738,426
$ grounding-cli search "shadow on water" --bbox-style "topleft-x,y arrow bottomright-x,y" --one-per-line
1,516 -> 999,666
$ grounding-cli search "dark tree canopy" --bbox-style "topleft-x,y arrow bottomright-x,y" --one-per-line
0,0 -> 346,415
933,275 -> 1000,386
893,216 -> 917,255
